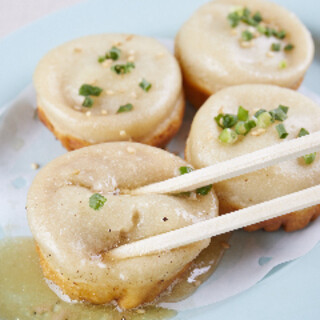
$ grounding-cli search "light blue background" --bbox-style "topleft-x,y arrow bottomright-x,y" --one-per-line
0,1 -> 319,319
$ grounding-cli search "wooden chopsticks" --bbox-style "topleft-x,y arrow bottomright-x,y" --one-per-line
109,131 -> 320,259
132,131 -> 320,195
110,184 -> 320,259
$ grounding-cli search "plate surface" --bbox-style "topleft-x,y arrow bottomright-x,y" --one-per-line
0,1 -> 319,319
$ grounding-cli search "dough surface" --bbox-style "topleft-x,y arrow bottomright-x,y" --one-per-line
186,85 -> 320,223
27,142 -> 218,308
176,0 -> 314,94
34,34 -> 183,145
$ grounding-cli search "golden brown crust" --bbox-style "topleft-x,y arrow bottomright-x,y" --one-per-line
37,96 -> 185,151
219,201 -> 320,232
36,244 -> 191,309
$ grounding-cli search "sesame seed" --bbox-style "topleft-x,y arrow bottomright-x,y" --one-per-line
113,41 -> 122,46
127,55 -> 135,62
106,90 -> 114,95
218,106 -> 224,114
250,128 -> 266,136
101,110 -> 108,115
31,163 -> 40,170
221,241 -> 230,249
156,52 -> 165,58
120,130 -> 127,137
127,146 -> 136,154
102,59 -> 112,68
230,29 -> 238,36
240,41 -> 251,48
248,26 -> 256,33
86,111 -> 91,117
73,47 -> 82,53
131,91 -> 137,98
74,105 -> 82,110
128,49 -> 135,55
266,51 -> 275,58
126,35 -> 134,41
207,132 -> 213,139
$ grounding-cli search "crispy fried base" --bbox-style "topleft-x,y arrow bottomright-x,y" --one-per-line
36,244 -> 191,309
37,95 -> 185,151
219,202 -> 320,232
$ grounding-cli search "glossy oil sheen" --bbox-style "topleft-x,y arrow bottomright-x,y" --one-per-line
0,235 -> 229,319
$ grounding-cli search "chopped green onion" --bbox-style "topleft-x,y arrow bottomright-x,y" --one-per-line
242,30 -> 254,41
276,123 -> 288,139
278,105 -> 289,114
284,43 -> 294,51
242,7 -> 251,18
107,46 -> 121,60
246,119 -> 257,130
298,128 -> 309,137
98,46 -> 121,63
227,11 -> 241,28
89,193 -> 107,210
297,128 -> 316,164
269,105 -> 289,121
264,27 -> 273,37
257,112 -> 272,128
111,62 -> 135,74
257,25 -> 266,34
79,84 -> 103,97
278,60 -> 287,69
178,166 -> 212,195
275,30 -> 286,39
235,121 -> 246,135
222,114 -> 238,128
235,120 -> 256,136
252,12 -> 262,23
237,106 -> 249,121
98,56 -> 106,63
241,16 -> 258,26
196,184 -> 213,196
254,109 -> 267,118
139,79 -> 152,92
117,103 -> 133,113
82,96 -> 93,108
303,153 -> 316,165
179,166 -> 193,175
214,114 -> 224,128
219,128 -> 238,144
235,121 -> 248,135
271,43 -> 281,51
214,113 -> 238,129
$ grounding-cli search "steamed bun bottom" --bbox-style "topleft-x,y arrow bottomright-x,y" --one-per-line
27,142 -> 219,309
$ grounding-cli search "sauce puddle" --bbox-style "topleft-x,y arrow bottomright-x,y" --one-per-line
0,234 -> 230,319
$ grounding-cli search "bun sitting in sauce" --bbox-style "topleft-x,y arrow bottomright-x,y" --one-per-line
26,142 -> 218,309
